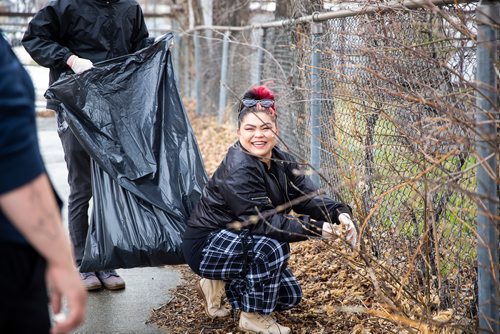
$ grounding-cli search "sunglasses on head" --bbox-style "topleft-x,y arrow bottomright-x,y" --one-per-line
241,98 -> 275,109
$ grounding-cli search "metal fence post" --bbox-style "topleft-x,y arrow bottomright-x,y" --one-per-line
310,21 -> 323,186
194,30 -> 203,115
182,35 -> 190,98
173,29 -> 180,86
218,31 -> 230,124
476,1 -> 500,333
255,28 -> 265,85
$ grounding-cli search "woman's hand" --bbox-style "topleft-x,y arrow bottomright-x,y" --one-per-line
321,221 -> 334,238
339,213 -> 357,249
322,214 -> 357,249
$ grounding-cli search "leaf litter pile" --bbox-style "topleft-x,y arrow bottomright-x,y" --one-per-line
149,109 -> 472,333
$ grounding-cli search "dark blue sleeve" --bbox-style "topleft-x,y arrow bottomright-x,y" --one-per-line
0,35 -> 45,195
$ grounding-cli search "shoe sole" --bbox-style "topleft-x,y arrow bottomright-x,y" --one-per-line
102,283 -> 125,290
237,326 -> 262,334
86,283 -> 102,291
237,326 -> 291,334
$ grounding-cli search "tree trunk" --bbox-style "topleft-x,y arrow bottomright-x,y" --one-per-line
275,0 -> 323,19
212,0 -> 250,26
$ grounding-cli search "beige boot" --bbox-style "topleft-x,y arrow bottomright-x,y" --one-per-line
196,278 -> 230,318
238,311 -> 291,334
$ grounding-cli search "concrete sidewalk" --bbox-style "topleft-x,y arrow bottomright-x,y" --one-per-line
37,116 -> 179,334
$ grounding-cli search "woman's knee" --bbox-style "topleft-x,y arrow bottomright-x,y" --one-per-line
244,240 -> 290,286
277,281 -> 302,310
252,237 -> 290,269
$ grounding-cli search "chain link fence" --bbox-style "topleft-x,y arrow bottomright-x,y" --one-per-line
180,1 -> 499,330
1,0 -> 497,330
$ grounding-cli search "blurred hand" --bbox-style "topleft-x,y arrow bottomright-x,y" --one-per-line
339,213 -> 357,249
0,174 -> 87,334
47,263 -> 87,334
322,221 -> 335,239
154,34 -> 166,43
67,55 -> 93,74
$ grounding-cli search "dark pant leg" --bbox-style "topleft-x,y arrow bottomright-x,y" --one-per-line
199,230 -> 299,314
274,268 -> 302,311
0,242 -> 50,334
231,236 -> 294,314
59,128 -> 92,266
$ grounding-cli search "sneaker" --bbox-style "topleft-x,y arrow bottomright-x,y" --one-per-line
80,272 -> 102,291
238,311 -> 291,334
96,270 -> 125,290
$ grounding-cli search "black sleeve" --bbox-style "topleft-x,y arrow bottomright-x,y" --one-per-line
130,5 -> 153,51
287,160 -> 352,224
22,3 -> 73,69
218,165 -> 323,242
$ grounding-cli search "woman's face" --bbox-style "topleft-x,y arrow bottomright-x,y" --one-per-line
237,111 -> 277,159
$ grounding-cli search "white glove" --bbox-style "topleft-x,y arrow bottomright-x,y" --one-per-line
339,213 -> 357,249
322,221 -> 335,239
67,55 -> 93,74
154,34 -> 166,42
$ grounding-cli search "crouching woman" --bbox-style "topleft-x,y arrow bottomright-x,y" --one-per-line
181,86 -> 357,334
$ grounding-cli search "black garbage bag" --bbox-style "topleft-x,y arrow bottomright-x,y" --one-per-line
45,33 -> 207,271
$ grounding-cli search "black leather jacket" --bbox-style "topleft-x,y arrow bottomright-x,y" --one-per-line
183,142 -> 351,243
22,0 -> 152,110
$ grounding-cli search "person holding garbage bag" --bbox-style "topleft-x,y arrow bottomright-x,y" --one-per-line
181,85 -> 357,334
22,0 -> 153,291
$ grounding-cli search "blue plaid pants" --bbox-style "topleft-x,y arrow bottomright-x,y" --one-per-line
199,229 -> 302,314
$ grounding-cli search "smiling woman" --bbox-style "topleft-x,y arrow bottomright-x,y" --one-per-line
237,86 -> 278,164
237,109 -> 277,162
181,85 -> 357,334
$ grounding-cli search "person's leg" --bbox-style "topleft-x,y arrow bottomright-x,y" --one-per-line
199,230 -> 292,333
274,268 -> 302,311
0,242 -> 51,334
199,230 -> 295,313
235,236 -> 293,333
58,127 -> 102,290
199,230 -> 257,281
225,235 -> 291,314
58,128 -> 92,266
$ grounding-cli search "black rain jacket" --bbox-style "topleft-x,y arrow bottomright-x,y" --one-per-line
22,0 -> 152,110
183,142 -> 352,243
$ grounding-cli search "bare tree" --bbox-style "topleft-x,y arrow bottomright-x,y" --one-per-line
212,0 -> 250,26
276,0 -> 323,19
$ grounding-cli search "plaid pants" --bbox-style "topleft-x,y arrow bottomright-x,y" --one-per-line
199,229 -> 302,314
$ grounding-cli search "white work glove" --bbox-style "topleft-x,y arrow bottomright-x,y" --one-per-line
339,213 -> 357,249
154,34 -> 166,42
322,221 -> 334,238
67,55 -> 93,74
322,214 -> 357,249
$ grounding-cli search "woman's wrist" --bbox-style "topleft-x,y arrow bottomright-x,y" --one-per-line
322,222 -> 333,238
308,218 -> 325,235
66,55 -> 76,67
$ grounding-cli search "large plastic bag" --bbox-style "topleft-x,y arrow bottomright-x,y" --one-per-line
45,33 -> 207,271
